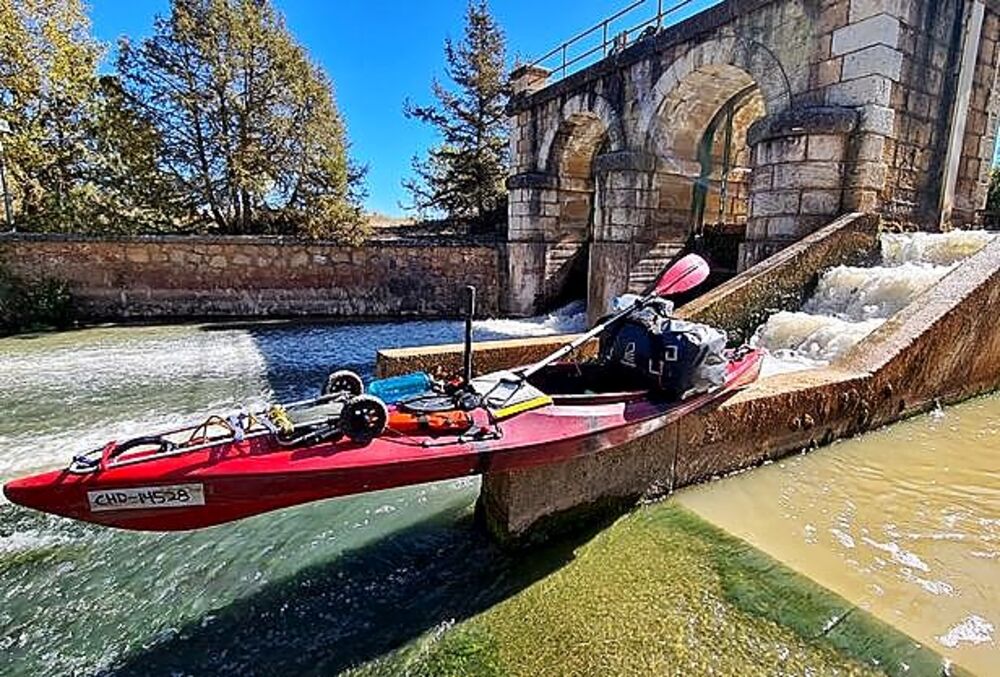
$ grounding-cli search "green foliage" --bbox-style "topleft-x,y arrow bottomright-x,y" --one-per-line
0,263 -> 74,334
404,1 -> 509,231
0,0 -> 367,241
117,0 -> 369,241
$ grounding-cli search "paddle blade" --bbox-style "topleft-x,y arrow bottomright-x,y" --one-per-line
653,253 -> 710,296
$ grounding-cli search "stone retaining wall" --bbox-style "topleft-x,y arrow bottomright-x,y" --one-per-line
0,234 -> 501,320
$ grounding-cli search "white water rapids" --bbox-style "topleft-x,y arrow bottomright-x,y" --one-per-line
753,230 -> 996,376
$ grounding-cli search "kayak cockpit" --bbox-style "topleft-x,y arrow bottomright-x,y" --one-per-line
525,362 -> 651,405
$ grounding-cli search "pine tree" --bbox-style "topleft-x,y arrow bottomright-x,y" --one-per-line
117,0 -> 369,241
403,0 -> 509,230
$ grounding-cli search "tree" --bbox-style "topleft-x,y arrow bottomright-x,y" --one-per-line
0,0 -> 176,233
403,0 -> 509,229
117,0 -> 368,241
0,0 -> 100,229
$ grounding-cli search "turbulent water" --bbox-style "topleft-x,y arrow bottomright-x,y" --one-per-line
0,307 -> 587,676
754,230 -> 996,376
2,232 -> 999,675
678,394 -> 1000,675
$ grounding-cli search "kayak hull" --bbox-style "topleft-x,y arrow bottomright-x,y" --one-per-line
4,349 -> 763,531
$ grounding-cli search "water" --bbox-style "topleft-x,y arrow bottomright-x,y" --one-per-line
678,393 -> 1000,675
754,230 -> 996,376
0,306 -> 586,676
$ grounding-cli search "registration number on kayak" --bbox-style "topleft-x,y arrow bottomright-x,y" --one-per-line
87,484 -> 205,512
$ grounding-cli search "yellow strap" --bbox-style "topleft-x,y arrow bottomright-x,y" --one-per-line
491,395 -> 553,420
268,405 -> 295,435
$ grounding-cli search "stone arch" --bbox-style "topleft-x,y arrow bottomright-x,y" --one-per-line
636,35 -> 791,146
632,36 -> 783,272
538,94 -> 625,174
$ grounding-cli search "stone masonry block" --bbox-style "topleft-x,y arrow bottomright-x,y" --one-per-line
816,58 -> 843,88
826,75 -> 893,106
800,190 -> 843,214
774,162 -> 843,189
853,133 -> 887,162
751,191 -> 801,217
817,2 -> 849,34
750,166 -> 773,192
842,44 -> 904,81
849,0 -> 912,24
759,136 -> 808,165
857,105 -> 896,136
847,161 -> 888,189
832,14 -> 901,56
807,134 -> 846,161
766,216 -> 809,238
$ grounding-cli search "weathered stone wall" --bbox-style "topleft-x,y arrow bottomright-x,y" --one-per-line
0,234 -> 501,320
506,0 -> 1000,314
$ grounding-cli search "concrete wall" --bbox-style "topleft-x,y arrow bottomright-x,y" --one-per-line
0,233 -> 501,320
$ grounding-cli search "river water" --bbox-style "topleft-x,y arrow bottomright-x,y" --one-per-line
678,394 -> 1000,675
1,232 -> 997,675
0,308 -> 585,676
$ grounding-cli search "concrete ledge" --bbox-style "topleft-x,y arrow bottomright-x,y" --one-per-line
376,334 -> 594,379
481,224 -> 1000,546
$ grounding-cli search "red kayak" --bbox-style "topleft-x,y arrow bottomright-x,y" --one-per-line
2,349 -> 763,531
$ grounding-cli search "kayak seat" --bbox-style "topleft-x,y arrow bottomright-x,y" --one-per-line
525,362 -> 651,405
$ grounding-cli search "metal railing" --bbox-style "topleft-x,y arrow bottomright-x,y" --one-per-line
524,0 -> 702,86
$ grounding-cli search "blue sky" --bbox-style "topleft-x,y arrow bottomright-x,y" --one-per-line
88,0 -> 720,215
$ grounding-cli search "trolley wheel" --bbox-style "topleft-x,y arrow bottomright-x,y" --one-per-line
322,369 -> 364,397
340,394 -> 388,443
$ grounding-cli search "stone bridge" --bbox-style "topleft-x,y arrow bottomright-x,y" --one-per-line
504,0 -> 1000,318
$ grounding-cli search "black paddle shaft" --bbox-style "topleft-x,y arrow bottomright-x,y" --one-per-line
463,285 -> 476,387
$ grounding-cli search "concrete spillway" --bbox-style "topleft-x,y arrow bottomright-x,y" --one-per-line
377,213 -> 1000,544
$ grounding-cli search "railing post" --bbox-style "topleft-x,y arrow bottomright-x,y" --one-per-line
657,0 -> 663,27
603,20 -> 608,56
562,44 -> 567,78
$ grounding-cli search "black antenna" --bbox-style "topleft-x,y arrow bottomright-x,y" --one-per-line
462,285 -> 476,388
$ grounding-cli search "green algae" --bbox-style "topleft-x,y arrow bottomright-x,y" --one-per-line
347,502 -> 959,677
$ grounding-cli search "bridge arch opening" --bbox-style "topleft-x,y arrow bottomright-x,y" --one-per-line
541,109 -> 615,307
646,62 -> 767,274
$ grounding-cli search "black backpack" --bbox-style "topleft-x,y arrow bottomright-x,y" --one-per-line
598,300 -> 723,399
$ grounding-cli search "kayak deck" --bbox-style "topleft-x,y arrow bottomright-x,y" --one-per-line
3,349 -> 763,531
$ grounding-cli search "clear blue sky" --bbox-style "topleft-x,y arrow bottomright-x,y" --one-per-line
88,0 -> 719,215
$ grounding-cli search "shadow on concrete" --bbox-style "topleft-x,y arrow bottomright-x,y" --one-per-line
102,506 -> 604,677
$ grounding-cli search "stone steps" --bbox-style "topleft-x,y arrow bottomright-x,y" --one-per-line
627,242 -> 683,293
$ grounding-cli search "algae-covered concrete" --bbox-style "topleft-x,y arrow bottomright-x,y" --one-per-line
347,503 -> 963,677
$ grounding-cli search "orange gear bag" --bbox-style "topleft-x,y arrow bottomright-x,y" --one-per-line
388,410 -> 473,435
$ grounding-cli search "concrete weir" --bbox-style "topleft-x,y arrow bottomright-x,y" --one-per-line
376,213 -> 1000,545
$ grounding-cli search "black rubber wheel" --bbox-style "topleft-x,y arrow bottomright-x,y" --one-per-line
340,394 -> 388,443
322,369 -> 364,397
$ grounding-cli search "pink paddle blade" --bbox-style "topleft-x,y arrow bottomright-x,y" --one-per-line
653,253 -> 710,296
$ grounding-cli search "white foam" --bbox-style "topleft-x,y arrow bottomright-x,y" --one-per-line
753,231 -> 995,373
754,311 -> 884,367
804,263 -> 952,321
881,231 -> 995,267
474,300 -> 587,337
937,615 -> 995,648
